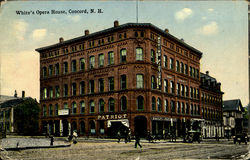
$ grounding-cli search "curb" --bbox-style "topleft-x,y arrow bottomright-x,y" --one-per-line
4,144 -> 71,151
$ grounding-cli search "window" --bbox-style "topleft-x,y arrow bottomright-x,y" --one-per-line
89,80 -> 95,94
170,81 -> 174,94
99,99 -> 104,113
184,64 -> 188,74
192,68 -> 195,78
63,84 -> 68,97
124,33 -> 127,38
182,102 -> 185,114
72,102 -> 77,114
177,102 -> 181,113
108,98 -> 115,112
164,79 -> 168,93
163,55 -> 167,68
151,76 -> 156,89
196,69 -> 199,79
197,105 -> 200,115
121,96 -> 127,111
176,60 -> 180,72
99,54 -> 104,67
185,86 -> 188,97
89,100 -> 95,113
71,60 -> 77,72
108,77 -> 114,91
49,87 -> 53,98
64,103 -> 68,109
135,32 -> 138,37
157,98 -> 162,111
137,96 -> 144,110
43,105 -> 47,116
120,75 -> 126,90
180,62 -> 184,73
55,63 -> 59,75
136,48 -> 143,61
176,83 -> 180,95
80,81 -> 85,95
186,103 -> 189,114
80,101 -> 85,114
99,78 -> 104,92
49,65 -> 53,76
72,83 -> 76,96
89,56 -> 95,69
42,67 -> 47,78
55,86 -> 60,98
171,100 -> 175,113
181,84 -> 184,96
190,87 -> 193,98
80,58 -> 85,71
55,104 -> 58,116
191,104 -> 193,115
151,49 -> 155,63
170,58 -> 174,70
140,31 -> 144,37
43,88 -> 47,99
108,51 -> 114,65
63,62 -> 68,74
165,99 -> 168,112
194,88 -> 196,99
136,74 -> 144,88
189,66 -> 192,77
152,97 -> 156,111
120,49 -> 127,63
49,104 -> 53,116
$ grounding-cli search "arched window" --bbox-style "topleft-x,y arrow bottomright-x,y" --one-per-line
164,79 -> 168,93
176,60 -> 180,72
186,103 -> 189,114
89,56 -> 95,69
180,62 -> 184,73
43,88 -> 47,99
184,64 -> 188,74
71,60 -> 76,72
120,49 -> 127,63
80,81 -> 85,95
63,103 -> 68,109
80,101 -> 85,114
177,102 -> 180,113
108,51 -> 114,65
185,86 -> 189,97
151,49 -> 155,63
89,100 -> 95,113
80,121 -> 85,134
72,83 -> 76,96
157,98 -> 162,111
171,100 -> 175,113
137,96 -> 144,111
181,102 -> 185,114
136,74 -> 144,88
136,48 -> 143,61
49,104 -> 53,116
49,65 -> 53,76
98,54 -> 104,67
72,102 -> 77,114
165,99 -> 168,112
42,67 -> 47,78
181,84 -> 184,96
63,62 -> 68,74
191,104 -> 193,115
80,58 -> 85,71
55,104 -> 59,116
170,58 -> 174,70
55,86 -> 60,98
99,99 -> 104,113
63,84 -> 68,97
108,98 -> 115,112
151,76 -> 156,89
170,81 -> 174,94
49,87 -> 53,98
152,97 -> 156,111
121,96 -> 127,111
43,105 -> 47,116
90,121 -> 96,134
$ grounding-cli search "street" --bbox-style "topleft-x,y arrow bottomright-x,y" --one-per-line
1,138 -> 250,160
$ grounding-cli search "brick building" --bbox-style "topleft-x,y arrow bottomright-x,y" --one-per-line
36,21 -> 223,138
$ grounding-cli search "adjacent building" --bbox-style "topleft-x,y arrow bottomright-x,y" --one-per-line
223,99 -> 244,138
36,21 -> 223,138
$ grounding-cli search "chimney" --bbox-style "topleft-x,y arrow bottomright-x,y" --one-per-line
22,91 -> 25,98
14,90 -> 17,97
180,38 -> 184,42
164,28 -> 169,33
85,29 -> 89,36
114,20 -> 119,27
59,37 -> 64,43
206,71 -> 209,75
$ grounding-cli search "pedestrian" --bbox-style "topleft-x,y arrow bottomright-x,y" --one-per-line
128,129 -> 131,142
49,134 -> 54,146
134,132 -> 142,148
117,131 -> 121,143
124,129 -> 128,143
72,130 -> 78,144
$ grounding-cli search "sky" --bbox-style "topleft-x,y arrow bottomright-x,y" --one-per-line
0,1 -> 248,106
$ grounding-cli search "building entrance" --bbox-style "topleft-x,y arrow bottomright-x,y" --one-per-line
62,120 -> 68,136
107,121 -> 128,137
134,116 -> 147,137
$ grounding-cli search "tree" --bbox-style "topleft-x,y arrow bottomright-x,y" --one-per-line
14,98 -> 40,135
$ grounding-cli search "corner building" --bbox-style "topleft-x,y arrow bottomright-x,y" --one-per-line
36,21 -> 221,138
